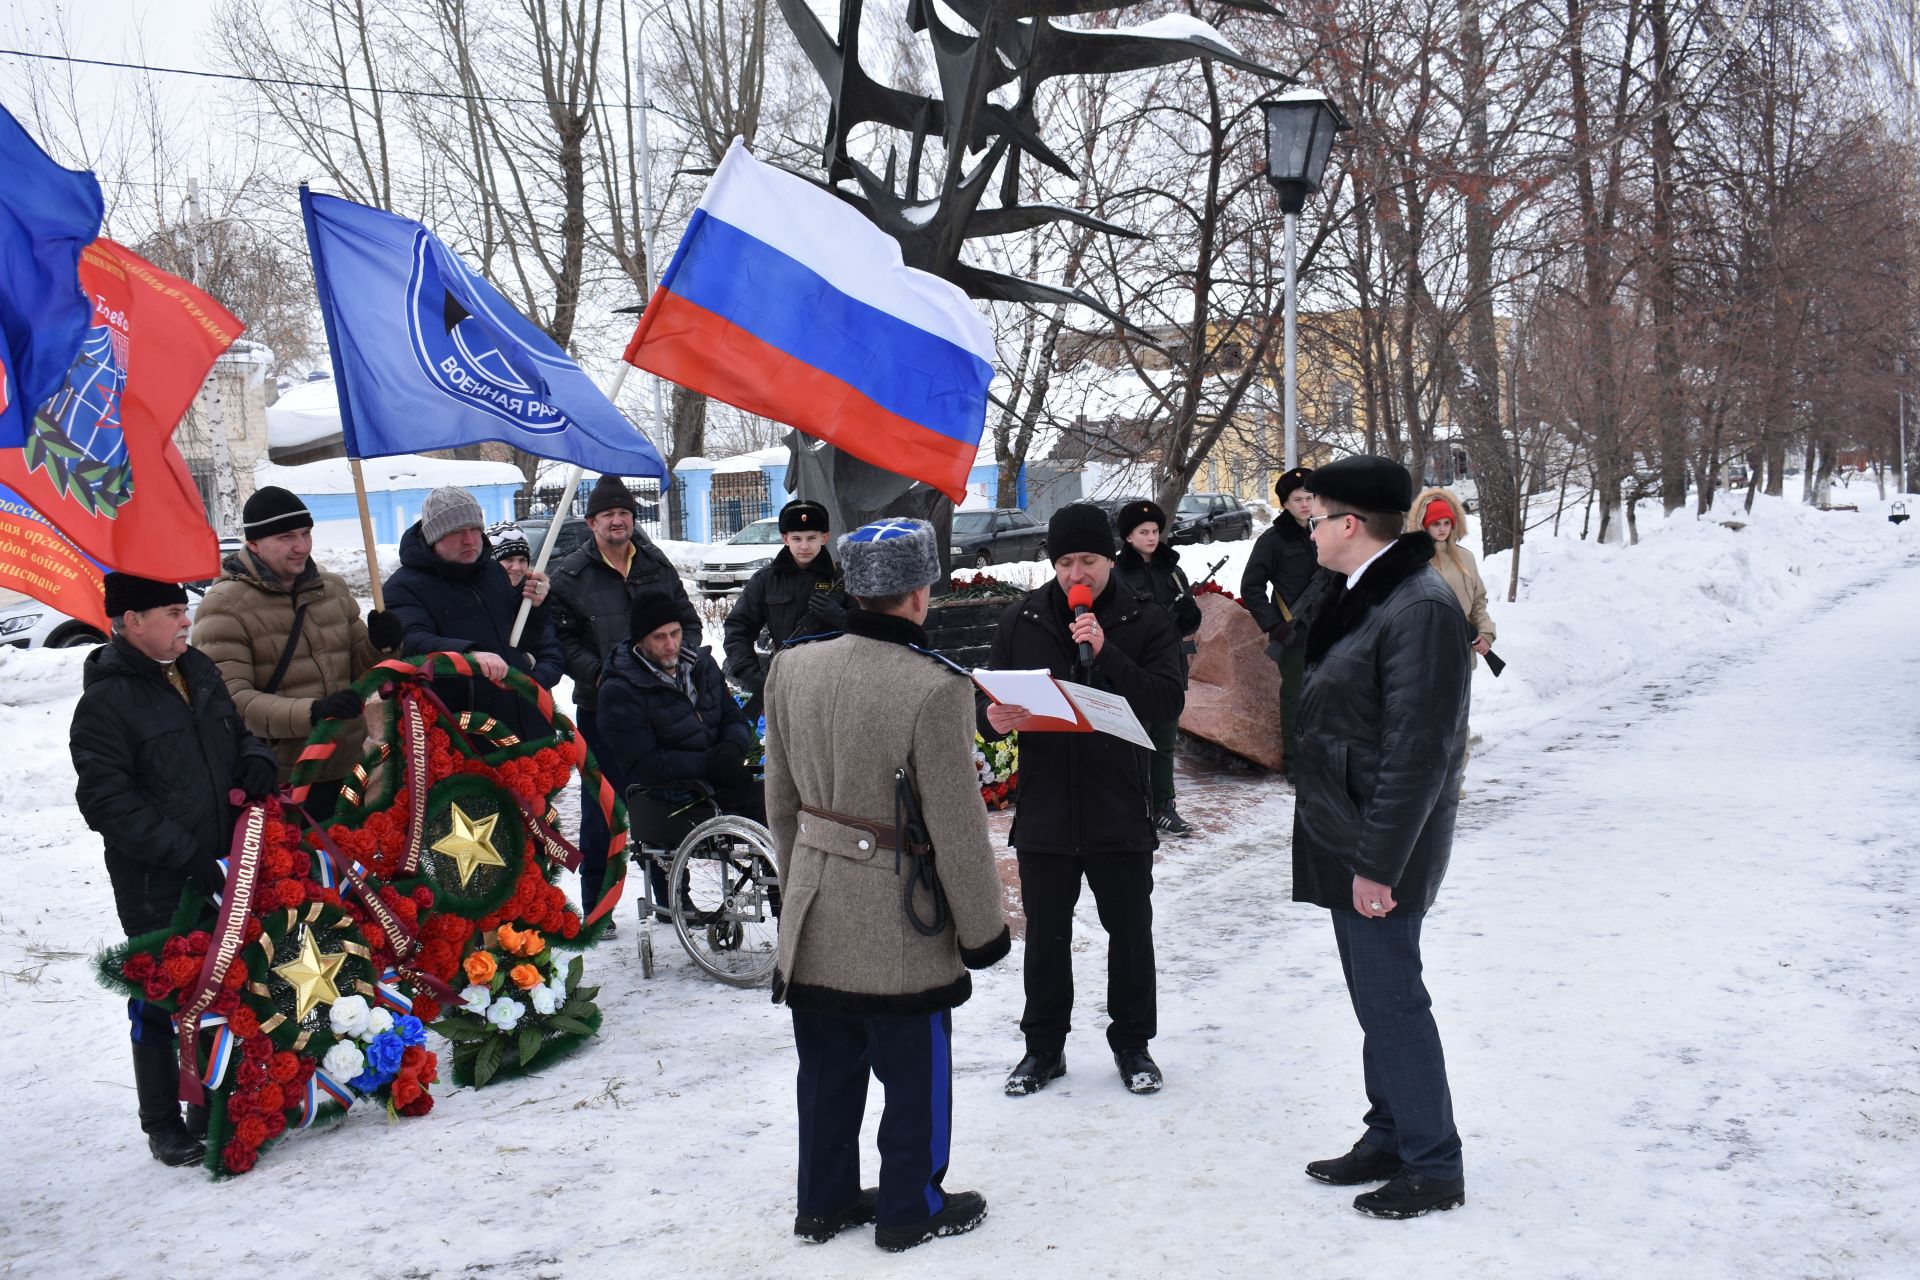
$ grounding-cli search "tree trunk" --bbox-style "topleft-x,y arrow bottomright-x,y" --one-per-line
1647,0 -> 1689,514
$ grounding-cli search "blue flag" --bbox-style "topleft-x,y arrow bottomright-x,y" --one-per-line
0,106 -> 105,449
299,188 -> 666,479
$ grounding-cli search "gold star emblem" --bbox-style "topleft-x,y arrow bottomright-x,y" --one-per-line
431,801 -> 505,888
272,928 -> 344,1023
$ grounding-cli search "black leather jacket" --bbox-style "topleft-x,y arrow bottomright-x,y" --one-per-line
1290,534 -> 1472,915
721,547 -> 849,692
1242,515 -> 1333,645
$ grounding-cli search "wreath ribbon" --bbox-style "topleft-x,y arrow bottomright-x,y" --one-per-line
173,796 -> 269,1105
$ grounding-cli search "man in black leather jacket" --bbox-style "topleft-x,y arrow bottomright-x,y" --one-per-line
71,573 -> 279,1169
1290,456 -> 1472,1221
722,499 -> 849,710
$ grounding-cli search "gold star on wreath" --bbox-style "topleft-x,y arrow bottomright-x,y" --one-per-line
272,928 -> 345,1023
431,801 -> 505,889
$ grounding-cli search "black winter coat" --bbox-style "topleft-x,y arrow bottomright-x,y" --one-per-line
70,639 -> 278,934
1114,544 -> 1203,684
1242,515 -> 1334,645
596,641 -> 753,790
382,523 -> 565,742
978,578 -> 1186,855
1291,534 -> 1472,915
549,532 -> 701,712
721,547 -> 850,692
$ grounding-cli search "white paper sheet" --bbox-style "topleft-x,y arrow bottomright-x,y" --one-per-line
1056,679 -> 1155,749
970,668 -> 1078,723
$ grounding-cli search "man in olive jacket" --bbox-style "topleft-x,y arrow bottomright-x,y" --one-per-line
191,486 -> 403,821
548,474 -> 701,916
1291,455 -> 1472,1221
978,502 -> 1184,1098
764,517 -> 1009,1252
72,573 -> 279,1168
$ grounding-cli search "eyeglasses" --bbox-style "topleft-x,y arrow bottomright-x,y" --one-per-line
1306,512 -> 1368,532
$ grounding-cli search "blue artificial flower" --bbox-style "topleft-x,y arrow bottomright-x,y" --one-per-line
347,1069 -> 383,1093
365,1029 -> 406,1076
394,1014 -> 427,1047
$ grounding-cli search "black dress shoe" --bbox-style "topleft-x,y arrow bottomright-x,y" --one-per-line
1353,1172 -> 1466,1219
875,1190 -> 987,1252
794,1187 -> 876,1243
145,1122 -> 205,1168
1305,1140 -> 1404,1186
1003,1050 -> 1066,1096
1114,1048 -> 1162,1094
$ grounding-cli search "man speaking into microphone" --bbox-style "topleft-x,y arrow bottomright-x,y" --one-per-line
978,502 -> 1185,1096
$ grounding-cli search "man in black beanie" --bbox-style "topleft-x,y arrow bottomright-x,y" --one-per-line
193,485 -> 404,823
1241,466 -> 1336,780
72,573 -> 279,1168
723,498 -> 850,712
548,474 -> 703,921
1291,454 -> 1473,1219
977,503 -> 1185,1097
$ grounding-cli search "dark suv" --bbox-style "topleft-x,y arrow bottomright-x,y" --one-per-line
950,508 -> 1047,567
514,516 -> 592,564
1169,492 -> 1254,545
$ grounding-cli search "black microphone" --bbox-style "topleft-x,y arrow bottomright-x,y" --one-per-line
1068,582 -> 1095,666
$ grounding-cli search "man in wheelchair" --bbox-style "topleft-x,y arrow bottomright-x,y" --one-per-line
595,590 -> 764,907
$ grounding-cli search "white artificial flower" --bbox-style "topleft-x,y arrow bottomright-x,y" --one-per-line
328,994 -> 371,1039
321,1040 -> 365,1082
529,985 -> 558,1016
545,976 -> 568,1005
458,984 -> 492,1014
486,997 -> 525,1031
365,1007 -> 395,1036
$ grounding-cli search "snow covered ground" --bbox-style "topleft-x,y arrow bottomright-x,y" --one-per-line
2,496 -> 1916,1277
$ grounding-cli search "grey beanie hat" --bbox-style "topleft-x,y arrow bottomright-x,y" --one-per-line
837,517 -> 943,598
421,486 -> 485,545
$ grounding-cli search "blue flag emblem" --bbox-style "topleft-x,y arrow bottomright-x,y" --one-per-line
301,188 -> 666,478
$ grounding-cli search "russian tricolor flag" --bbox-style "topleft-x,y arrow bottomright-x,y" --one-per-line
624,139 -> 995,504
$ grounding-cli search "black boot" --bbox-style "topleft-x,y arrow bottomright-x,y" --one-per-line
1114,1047 -> 1163,1094
1306,1140 -> 1403,1186
874,1190 -> 987,1252
131,1042 -> 204,1168
1353,1172 -> 1466,1219
185,1102 -> 209,1141
794,1187 -> 877,1243
1003,1050 -> 1066,1097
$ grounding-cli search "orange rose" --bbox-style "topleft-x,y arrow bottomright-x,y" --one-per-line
496,924 -> 524,953
463,951 -> 497,984
510,963 -> 541,990
514,929 -> 545,957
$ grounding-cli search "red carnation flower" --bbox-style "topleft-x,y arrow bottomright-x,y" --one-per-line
244,918 -> 264,942
229,1007 -> 260,1038
244,1035 -> 273,1062
185,930 -> 212,951
396,1091 -> 433,1118
235,1063 -> 267,1094
222,964 -> 248,991
163,954 -> 198,986
211,990 -> 239,1017
122,952 -> 156,981
142,974 -> 173,1001
274,880 -> 305,909
410,996 -> 441,1024
162,936 -> 187,959
255,1083 -> 285,1113
236,1115 -> 270,1147
268,1051 -> 300,1084
264,1109 -> 287,1138
222,1139 -> 258,1173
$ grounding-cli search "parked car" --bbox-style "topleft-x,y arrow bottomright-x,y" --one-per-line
694,518 -> 784,596
1169,492 -> 1254,545
513,516 -> 592,565
950,508 -> 1047,567
1,537 -> 236,650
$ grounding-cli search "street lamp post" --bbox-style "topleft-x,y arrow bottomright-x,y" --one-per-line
1259,90 -> 1349,473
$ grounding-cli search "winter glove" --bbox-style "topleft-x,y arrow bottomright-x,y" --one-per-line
800,593 -> 847,635
235,754 -> 279,802
365,608 -> 405,652
311,689 -> 365,727
704,743 -> 754,788
190,857 -> 227,894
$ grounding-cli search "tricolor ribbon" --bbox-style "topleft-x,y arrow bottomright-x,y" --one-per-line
304,1069 -> 355,1127
200,1020 -> 236,1090
174,797 -> 270,1105
374,967 -> 414,1015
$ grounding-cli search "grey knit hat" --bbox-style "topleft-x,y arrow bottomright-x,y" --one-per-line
421,486 -> 485,545
837,518 -> 943,598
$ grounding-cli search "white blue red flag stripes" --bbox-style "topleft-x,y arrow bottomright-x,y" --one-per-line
299,188 -> 666,479
0,105 -> 103,448
623,138 -> 995,504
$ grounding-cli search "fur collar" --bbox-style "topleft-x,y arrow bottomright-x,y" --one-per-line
1304,533 -> 1437,665
771,545 -> 837,579
1116,543 -> 1183,573
843,608 -> 930,649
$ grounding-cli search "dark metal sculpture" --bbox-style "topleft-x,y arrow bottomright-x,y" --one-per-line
773,0 -> 1284,554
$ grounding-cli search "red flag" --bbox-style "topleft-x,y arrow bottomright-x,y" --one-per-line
0,482 -> 107,632
0,239 -> 238,581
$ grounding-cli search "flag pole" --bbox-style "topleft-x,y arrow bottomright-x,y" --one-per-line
349,458 -> 385,611
508,363 -> 635,645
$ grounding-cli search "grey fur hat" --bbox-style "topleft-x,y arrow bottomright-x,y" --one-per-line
837,518 -> 943,599
421,486 -> 485,545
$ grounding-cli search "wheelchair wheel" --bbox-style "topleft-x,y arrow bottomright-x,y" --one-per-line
639,928 -> 655,979
668,815 -> 780,987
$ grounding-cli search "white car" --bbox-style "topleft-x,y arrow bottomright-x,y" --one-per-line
0,539 -> 239,650
693,518 -> 785,597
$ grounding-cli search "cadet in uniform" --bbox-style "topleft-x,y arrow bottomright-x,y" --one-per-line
722,498 -> 849,713
763,517 -> 1010,1252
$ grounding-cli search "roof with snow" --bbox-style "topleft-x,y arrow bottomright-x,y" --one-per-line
254,456 -> 527,495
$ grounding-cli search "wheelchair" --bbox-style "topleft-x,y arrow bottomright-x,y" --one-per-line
623,779 -> 780,987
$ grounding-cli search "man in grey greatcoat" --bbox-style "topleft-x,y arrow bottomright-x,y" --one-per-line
763,517 -> 1010,1253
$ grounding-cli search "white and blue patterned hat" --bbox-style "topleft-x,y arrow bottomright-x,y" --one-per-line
836,517 -> 942,598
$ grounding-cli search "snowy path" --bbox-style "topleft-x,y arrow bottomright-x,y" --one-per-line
4,555 -> 1918,1277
